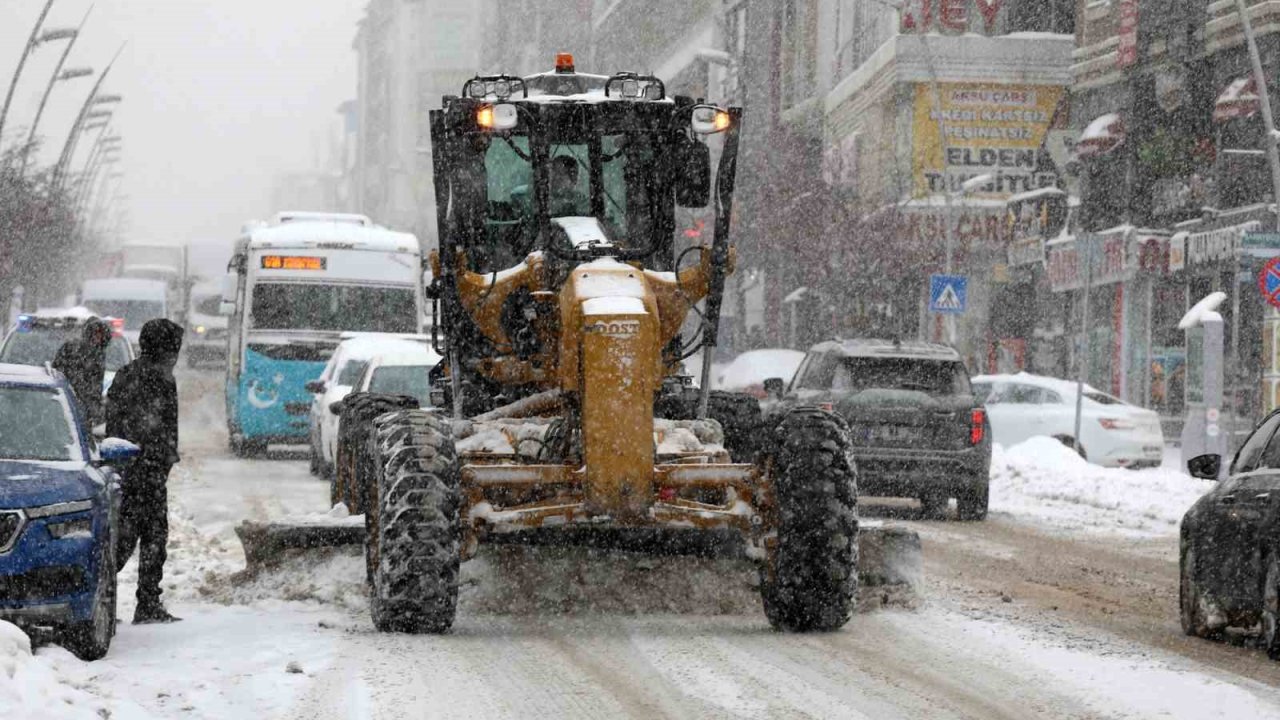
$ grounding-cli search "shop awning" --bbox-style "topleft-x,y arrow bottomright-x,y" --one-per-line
1076,113 -> 1125,159
1214,76 -> 1261,123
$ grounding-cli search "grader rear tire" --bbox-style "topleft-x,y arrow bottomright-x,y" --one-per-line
336,393 -> 419,515
367,410 -> 461,634
761,408 -> 860,632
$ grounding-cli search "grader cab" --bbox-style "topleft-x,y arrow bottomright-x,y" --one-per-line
339,57 -> 860,633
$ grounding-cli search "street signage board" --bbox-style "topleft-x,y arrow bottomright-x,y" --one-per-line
929,275 -> 967,315
1259,257 -> 1280,309
1243,232 -> 1280,259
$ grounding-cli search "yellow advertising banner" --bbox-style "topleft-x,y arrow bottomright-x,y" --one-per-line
912,82 -> 1064,198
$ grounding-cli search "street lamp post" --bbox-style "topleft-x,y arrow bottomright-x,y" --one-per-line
53,44 -> 123,190
0,0 -> 59,148
1234,0 -> 1280,233
21,6 -> 94,172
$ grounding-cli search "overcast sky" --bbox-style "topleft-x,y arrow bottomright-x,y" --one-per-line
0,0 -> 366,270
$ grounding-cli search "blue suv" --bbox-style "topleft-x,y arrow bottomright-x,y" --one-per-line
0,363 -> 138,660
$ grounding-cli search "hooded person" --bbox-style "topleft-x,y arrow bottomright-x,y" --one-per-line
52,318 -> 113,427
106,318 -> 184,624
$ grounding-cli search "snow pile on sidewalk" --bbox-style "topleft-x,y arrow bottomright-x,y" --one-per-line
0,621 -> 114,720
989,437 -> 1215,537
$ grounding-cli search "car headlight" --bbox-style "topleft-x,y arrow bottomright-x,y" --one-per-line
27,500 -> 94,539
195,325 -> 207,335
47,517 -> 93,539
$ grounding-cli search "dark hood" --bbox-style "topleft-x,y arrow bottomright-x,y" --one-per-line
83,318 -> 112,350
139,318 -> 184,359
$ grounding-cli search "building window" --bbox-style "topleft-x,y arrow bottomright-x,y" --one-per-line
834,1 -> 896,81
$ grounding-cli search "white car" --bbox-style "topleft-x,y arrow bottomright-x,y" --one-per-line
305,336 -> 415,477
351,340 -> 443,408
971,372 -> 1164,469
713,348 -> 806,398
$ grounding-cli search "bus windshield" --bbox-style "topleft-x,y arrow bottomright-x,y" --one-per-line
250,283 -> 416,333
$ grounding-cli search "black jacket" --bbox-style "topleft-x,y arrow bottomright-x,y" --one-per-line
52,319 -> 111,426
106,319 -> 183,470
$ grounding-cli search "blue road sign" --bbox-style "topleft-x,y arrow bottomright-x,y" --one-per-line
929,275 -> 967,315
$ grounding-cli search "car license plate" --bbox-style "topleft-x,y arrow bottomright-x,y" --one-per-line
866,425 -> 922,444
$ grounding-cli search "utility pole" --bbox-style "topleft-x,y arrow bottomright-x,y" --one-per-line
0,0 -> 57,148
1073,233 -> 1097,452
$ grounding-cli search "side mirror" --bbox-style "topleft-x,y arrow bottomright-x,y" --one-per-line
220,273 -> 237,303
691,105 -> 731,135
305,380 -> 326,394
763,377 -> 786,400
1187,454 -> 1222,481
676,140 -> 711,208
329,401 -> 346,415
98,437 -> 140,464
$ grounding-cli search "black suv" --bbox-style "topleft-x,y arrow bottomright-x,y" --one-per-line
768,339 -> 991,520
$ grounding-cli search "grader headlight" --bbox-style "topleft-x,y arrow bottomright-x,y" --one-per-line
477,103 -> 519,131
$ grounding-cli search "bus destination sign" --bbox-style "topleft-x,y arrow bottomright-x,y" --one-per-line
261,255 -> 327,271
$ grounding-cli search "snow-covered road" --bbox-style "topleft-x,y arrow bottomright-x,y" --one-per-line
6,367 -> 1280,720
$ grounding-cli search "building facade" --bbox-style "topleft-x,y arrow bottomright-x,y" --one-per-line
1068,0 -> 1280,434
352,0 -> 483,244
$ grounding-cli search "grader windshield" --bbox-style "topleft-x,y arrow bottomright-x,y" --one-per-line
430,70 -> 736,276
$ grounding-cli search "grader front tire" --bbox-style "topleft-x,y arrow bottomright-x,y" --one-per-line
761,408 -> 860,632
367,410 -> 461,634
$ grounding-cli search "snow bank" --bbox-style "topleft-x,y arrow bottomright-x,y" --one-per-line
990,437 -> 1215,538
0,621 -> 114,720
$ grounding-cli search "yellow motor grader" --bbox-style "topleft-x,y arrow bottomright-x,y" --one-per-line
332,57 -> 859,633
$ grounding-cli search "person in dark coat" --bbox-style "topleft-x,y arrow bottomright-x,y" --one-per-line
106,318 -> 184,624
52,318 -> 113,427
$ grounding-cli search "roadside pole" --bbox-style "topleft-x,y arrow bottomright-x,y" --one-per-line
1073,233 -> 1095,452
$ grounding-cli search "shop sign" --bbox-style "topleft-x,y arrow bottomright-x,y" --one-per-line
1186,221 -> 1262,267
899,207 -> 1008,250
912,82 -> 1064,198
1046,231 -> 1133,292
1117,0 -> 1139,69
1134,233 -> 1171,273
1243,232 -> 1280,259
900,0 -> 1007,36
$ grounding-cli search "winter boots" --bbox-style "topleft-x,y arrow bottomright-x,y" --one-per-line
133,603 -> 182,625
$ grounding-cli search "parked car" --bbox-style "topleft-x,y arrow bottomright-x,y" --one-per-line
0,309 -> 134,397
306,335 -> 426,477
771,339 -> 990,520
713,348 -> 805,397
971,372 -> 1164,468
185,282 -> 229,368
0,363 -> 139,660
1180,412 -> 1280,659
349,340 -> 443,408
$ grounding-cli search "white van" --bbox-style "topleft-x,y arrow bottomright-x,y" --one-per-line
80,278 -> 170,349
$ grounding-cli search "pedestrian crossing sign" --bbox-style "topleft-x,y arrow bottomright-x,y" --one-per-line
929,275 -> 967,315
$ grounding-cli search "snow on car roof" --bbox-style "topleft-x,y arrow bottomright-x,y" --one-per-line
32,306 -> 99,321
368,339 -> 443,368
248,220 -> 417,253
334,335 -> 431,362
716,349 -> 806,391
0,363 -> 58,386
81,278 -> 168,301
971,372 -> 1112,400
813,338 -> 961,361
